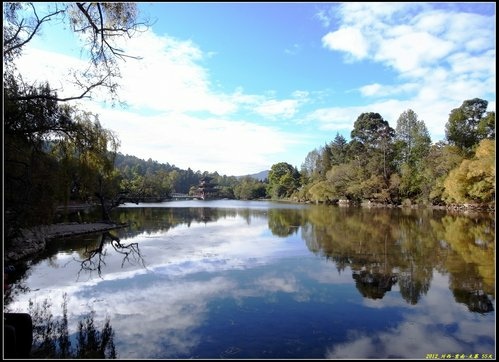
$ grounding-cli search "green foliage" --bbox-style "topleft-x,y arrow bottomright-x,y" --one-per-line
418,142 -> 463,203
115,154 -> 246,199
320,144 -> 333,179
267,162 -> 301,198
4,80 -> 120,236
351,112 -> 396,182
233,176 -> 267,200
477,111 -> 495,140
351,112 -> 395,149
330,133 -> 349,166
295,98 -> 492,207
307,180 -> 337,203
28,294 -> 117,359
394,111 -> 432,200
267,209 -> 305,237
301,149 -> 322,182
445,98 -> 490,155
395,109 -> 431,166
325,162 -> 362,201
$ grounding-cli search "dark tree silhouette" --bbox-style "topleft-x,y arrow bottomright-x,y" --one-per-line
76,231 -> 146,278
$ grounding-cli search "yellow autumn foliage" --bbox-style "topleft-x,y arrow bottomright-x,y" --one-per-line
443,139 -> 495,203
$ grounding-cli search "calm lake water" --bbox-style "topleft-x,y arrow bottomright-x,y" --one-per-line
5,200 -> 496,359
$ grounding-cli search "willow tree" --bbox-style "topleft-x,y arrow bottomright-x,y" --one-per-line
4,83 -> 78,240
50,110 -> 121,221
4,2 -> 149,238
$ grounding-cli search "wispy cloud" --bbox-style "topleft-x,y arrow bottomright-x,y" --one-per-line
358,82 -> 419,98
15,29 -> 310,174
11,3 -> 495,173
317,3 -> 495,141
93,107 -> 300,174
325,273 -> 495,359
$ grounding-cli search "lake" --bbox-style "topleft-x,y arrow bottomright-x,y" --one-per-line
5,200 -> 496,359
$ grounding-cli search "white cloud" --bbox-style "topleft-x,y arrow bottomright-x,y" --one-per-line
359,82 -> 419,98
336,2 -> 421,30
292,90 -> 310,100
375,31 -> 454,73
15,48 -> 88,98
317,3 -> 495,142
254,99 -> 300,119
255,274 -> 299,293
448,50 -> 495,79
315,7 -> 334,28
325,272 -> 495,359
306,107 -> 360,132
322,27 -> 369,60
14,27 -> 314,175
359,83 -> 383,97
114,31 -> 237,115
307,97 -> 465,141
92,106 -> 300,175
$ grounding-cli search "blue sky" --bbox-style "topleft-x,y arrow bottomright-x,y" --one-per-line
14,2 -> 496,175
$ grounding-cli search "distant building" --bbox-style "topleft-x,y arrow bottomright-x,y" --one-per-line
196,176 -> 218,200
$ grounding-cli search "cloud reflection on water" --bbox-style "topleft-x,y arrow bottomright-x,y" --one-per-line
6,206 -> 495,359
326,273 -> 495,359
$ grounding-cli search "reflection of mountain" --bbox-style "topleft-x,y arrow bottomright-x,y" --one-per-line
300,205 -> 495,312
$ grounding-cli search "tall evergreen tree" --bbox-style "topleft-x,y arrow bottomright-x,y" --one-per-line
330,133 -> 348,166
445,98 -> 490,155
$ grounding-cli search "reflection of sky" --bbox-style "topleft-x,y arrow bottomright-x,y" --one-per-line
7,208 -> 495,359
121,199 -> 310,210
11,214 -> 308,291
326,272 -> 495,359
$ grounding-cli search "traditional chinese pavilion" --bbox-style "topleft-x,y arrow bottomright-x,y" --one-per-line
196,176 -> 218,200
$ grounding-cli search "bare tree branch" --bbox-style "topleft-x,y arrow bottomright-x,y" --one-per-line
4,4 -> 65,56
76,231 -> 146,279
4,2 -> 149,103
7,76 -> 109,102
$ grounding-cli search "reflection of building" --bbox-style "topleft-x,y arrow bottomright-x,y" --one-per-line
196,176 -> 218,200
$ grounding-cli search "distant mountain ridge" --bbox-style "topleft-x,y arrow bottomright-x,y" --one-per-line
237,170 -> 269,181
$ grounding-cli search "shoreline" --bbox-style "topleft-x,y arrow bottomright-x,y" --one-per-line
274,197 -> 495,213
5,222 -> 129,263
4,199 -> 494,264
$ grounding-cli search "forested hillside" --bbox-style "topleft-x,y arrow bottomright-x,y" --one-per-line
114,153 -> 241,198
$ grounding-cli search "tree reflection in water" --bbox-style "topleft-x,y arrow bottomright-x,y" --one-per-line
77,205 -> 494,313
76,231 -> 146,279
353,270 -> 398,299
298,205 -> 495,313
